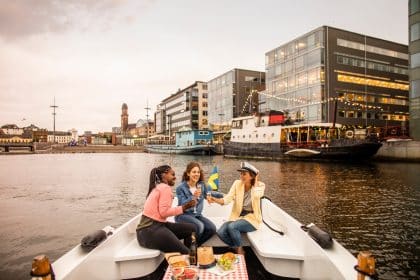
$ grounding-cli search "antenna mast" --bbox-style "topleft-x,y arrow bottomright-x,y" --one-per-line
145,100 -> 151,142
50,97 -> 58,143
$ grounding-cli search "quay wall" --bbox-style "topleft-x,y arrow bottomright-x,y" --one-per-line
374,140 -> 420,162
36,144 -> 145,154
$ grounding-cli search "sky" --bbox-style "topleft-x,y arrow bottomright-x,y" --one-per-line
0,0 -> 409,133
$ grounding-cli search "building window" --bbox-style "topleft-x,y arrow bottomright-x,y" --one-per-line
337,74 -> 409,91
410,80 -> 420,98
337,38 -> 408,60
411,23 -> 420,42
412,53 -> 420,68
411,0 -> 420,15
202,111 -> 208,116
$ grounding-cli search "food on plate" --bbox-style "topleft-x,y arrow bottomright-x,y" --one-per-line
171,266 -> 197,280
172,267 -> 184,279
165,253 -> 188,267
217,252 -> 236,270
184,267 -> 197,279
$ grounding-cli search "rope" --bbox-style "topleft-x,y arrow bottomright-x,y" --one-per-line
260,196 -> 284,235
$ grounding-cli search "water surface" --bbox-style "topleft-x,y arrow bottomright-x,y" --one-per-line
0,153 -> 418,279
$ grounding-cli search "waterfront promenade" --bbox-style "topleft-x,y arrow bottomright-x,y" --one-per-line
44,144 -> 145,153
43,141 -> 420,162
374,140 -> 420,161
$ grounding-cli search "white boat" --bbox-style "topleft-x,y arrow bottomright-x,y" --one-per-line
51,197 -> 358,279
224,113 -> 382,160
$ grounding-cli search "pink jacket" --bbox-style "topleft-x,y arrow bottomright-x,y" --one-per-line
142,183 -> 183,222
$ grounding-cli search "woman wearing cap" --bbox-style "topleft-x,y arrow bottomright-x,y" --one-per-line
175,162 -> 216,246
136,165 -> 197,254
210,162 -> 265,255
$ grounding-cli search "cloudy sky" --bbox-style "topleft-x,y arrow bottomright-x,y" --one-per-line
0,0 -> 408,133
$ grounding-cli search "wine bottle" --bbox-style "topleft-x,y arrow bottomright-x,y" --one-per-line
189,233 -> 197,266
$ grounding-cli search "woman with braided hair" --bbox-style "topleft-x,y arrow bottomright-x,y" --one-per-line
136,165 -> 196,253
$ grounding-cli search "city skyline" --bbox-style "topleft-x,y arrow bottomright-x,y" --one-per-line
0,0 -> 408,132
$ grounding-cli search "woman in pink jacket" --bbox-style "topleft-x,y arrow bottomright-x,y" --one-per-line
136,165 -> 196,253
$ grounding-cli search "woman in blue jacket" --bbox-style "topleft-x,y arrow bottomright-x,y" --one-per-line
175,162 -> 216,246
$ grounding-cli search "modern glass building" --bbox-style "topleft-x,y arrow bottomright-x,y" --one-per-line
264,26 -> 409,134
154,81 -> 208,136
208,68 -> 265,130
409,0 -> 420,140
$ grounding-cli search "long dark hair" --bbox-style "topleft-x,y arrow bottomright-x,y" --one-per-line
250,172 -> 256,187
182,162 -> 204,183
147,165 -> 171,197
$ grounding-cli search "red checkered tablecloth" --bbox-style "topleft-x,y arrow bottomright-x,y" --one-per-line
162,254 -> 248,280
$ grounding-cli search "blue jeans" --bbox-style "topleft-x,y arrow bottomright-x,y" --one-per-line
217,219 -> 256,247
175,214 -> 216,246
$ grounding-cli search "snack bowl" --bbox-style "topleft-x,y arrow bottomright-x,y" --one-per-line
171,265 -> 198,280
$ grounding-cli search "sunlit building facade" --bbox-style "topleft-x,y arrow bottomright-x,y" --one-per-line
263,26 -> 409,131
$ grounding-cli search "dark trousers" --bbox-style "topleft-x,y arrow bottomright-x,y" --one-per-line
137,221 -> 196,254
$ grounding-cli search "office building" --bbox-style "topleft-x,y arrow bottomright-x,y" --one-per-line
208,69 -> 265,130
263,26 -> 409,133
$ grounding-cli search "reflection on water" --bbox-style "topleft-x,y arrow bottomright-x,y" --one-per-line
0,154 -> 419,279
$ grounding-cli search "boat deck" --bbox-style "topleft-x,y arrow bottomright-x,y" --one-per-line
52,198 -> 357,280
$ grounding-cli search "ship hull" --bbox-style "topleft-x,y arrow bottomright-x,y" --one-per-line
223,140 -> 382,160
145,144 -> 216,155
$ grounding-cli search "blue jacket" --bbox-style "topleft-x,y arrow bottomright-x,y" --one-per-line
176,181 -> 208,216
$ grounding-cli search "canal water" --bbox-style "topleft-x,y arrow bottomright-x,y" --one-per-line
0,153 -> 418,279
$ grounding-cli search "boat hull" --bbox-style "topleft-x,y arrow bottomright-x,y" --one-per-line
224,140 -> 382,160
145,144 -> 216,155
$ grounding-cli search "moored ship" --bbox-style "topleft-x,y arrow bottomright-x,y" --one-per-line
145,129 -> 216,155
224,112 -> 382,160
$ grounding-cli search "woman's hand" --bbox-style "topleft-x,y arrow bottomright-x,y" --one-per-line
182,199 -> 196,212
209,197 -> 224,205
206,193 -> 212,203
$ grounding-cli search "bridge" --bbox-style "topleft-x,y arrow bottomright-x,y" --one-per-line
0,142 -> 35,152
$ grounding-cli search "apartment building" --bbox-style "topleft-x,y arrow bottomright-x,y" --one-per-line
155,81 -> 209,136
